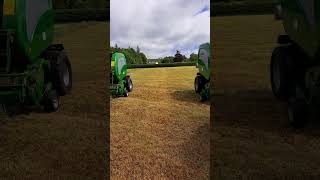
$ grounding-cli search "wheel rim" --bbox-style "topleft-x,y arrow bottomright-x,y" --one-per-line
63,63 -> 70,86
195,78 -> 199,92
272,54 -> 281,92
52,95 -> 59,109
288,105 -> 294,123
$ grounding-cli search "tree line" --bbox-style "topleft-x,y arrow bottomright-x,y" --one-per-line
111,45 -> 198,65
157,51 -> 198,64
110,45 -> 148,65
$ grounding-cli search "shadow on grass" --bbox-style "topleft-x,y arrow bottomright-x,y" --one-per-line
171,90 -> 210,105
213,88 -> 320,137
180,123 -> 210,179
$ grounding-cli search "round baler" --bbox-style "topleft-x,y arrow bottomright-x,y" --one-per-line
194,42 -> 211,101
0,0 -> 72,113
110,52 -> 133,97
271,0 -> 320,127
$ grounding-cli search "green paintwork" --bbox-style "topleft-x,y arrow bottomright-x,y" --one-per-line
111,52 -> 128,81
110,79 -> 126,97
2,0 -> 54,62
110,52 -> 129,97
196,43 -> 211,80
0,0 -> 56,107
195,42 -> 211,101
0,60 -> 50,106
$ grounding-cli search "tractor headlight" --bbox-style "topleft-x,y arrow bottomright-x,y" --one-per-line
3,0 -> 15,15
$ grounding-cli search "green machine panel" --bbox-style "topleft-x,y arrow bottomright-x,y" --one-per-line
2,0 -> 54,62
197,43 -> 211,80
111,52 -> 128,81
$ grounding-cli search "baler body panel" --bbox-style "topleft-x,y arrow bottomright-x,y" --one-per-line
110,52 -> 131,97
197,43 -> 211,80
2,0 -> 54,62
0,0 -> 55,106
111,52 -> 127,82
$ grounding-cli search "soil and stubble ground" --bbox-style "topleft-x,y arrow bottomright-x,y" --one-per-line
0,22 -> 108,179
110,67 -> 210,179
212,15 -> 320,179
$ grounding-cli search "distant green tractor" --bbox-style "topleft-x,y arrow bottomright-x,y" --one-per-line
194,43 -> 210,101
110,52 -> 133,97
0,0 -> 72,113
271,0 -> 320,127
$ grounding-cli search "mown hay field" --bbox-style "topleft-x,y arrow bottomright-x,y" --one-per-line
111,66 -> 210,179
212,15 -> 320,179
0,22 -> 108,179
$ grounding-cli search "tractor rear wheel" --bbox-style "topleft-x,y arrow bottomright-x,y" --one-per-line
287,97 -> 308,128
270,45 -> 296,101
199,93 -> 208,102
43,90 -> 60,112
49,51 -> 72,96
123,89 -> 129,97
195,75 -> 205,93
125,76 -> 133,92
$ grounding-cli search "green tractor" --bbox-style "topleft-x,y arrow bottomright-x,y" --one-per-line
194,43 -> 211,101
110,52 -> 133,97
0,0 -> 72,113
271,0 -> 320,127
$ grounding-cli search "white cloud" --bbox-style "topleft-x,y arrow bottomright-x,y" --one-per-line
110,0 -> 210,59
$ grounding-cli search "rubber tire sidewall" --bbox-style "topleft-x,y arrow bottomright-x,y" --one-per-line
270,46 -> 295,101
195,75 -> 204,93
123,89 -> 129,97
51,51 -> 73,96
288,98 -> 307,128
125,76 -> 133,92
43,90 -> 60,113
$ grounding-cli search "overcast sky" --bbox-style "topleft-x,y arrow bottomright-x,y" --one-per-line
110,0 -> 210,59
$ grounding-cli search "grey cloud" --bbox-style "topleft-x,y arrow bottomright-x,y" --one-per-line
111,0 -> 209,59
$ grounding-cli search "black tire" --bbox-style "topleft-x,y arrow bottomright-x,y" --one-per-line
270,46 -> 296,101
123,89 -> 129,97
287,97 -> 308,128
274,5 -> 282,20
199,93 -> 207,102
49,51 -> 72,96
125,76 -> 133,92
43,90 -> 60,113
195,75 -> 205,93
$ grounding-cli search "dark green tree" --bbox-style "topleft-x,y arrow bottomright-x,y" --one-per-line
189,53 -> 198,62
173,50 -> 184,62
136,46 -> 140,53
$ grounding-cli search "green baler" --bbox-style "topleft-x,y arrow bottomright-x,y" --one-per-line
0,0 -> 72,113
271,0 -> 320,127
194,43 -> 210,101
110,52 -> 133,97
